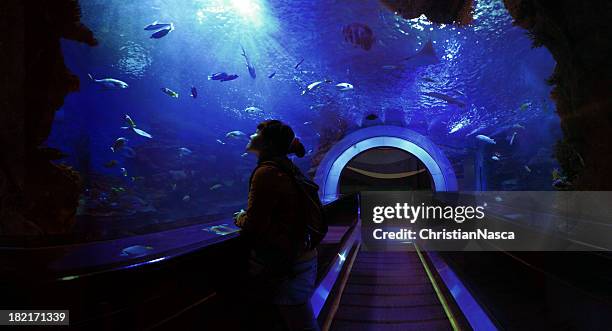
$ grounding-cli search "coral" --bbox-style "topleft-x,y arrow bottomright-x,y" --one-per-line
0,1 -> 97,236
503,0 -> 612,189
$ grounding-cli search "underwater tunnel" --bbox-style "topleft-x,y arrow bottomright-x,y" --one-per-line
2,0 -> 612,330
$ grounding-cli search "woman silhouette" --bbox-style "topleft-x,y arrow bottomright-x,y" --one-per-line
234,120 -> 320,331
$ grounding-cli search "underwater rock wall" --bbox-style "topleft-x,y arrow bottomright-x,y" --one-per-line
503,0 -> 612,189
380,0 -> 474,25
0,0 -> 97,236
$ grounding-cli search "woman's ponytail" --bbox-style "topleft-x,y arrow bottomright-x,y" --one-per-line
288,137 -> 306,158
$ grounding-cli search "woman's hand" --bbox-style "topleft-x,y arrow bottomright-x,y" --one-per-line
233,209 -> 247,228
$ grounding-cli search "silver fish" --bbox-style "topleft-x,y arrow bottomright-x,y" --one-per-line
150,24 -> 174,39
226,131 -> 247,139
302,80 -> 331,95
179,147 -> 192,157
244,106 -> 262,113
509,132 -> 517,145
241,45 -> 256,79
111,137 -> 128,152
132,128 -> 152,139
144,21 -> 173,30
88,74 -> 128,89
476,135 -> 496,144
335,83 -> 354,91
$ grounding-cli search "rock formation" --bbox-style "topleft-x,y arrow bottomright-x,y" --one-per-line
380,0 -> 474,25
503,0 -> 612,189
0,0 -> 97,237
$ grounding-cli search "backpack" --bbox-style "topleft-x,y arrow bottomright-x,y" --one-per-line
258,159 -> 328,252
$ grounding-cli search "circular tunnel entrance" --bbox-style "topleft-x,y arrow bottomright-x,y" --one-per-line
314,126 -> 457,201
338,147 -> 434,195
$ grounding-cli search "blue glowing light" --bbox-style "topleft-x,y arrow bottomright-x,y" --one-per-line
230,0 -> 261,21
196,0 -> 265,26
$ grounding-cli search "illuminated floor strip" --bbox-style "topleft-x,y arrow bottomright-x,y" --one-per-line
311,222 -> 361,317
427,251 -> 498,331
414,244 -> 461,331
320,242 -> 361,331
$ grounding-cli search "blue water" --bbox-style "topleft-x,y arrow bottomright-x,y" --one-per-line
47,0 -> 560,239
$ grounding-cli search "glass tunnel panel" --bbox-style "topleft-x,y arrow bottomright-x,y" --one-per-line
44,0 -> 559,243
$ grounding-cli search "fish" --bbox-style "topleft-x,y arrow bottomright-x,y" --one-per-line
244,106 -> 262,113
120,245 -> 154,257
365,114 -> 378,120
512,123 -> 526,130
335,83 -> 354,91
178,147 -> 192,157
120,167 -> 128,177
190,87 -> 197,98
150,24 -> 174,39
240,45 -> 256,79
144,21 -> 172,30
124,114 -> 137,128
476,135 -> 496,144
268,72 -> 276,78
302,80 -> 330,95
226,131 -> 247,139
208,72 -> 239,82
402,39 -> 439,68
303,121 -> 312,125
491,155 -> 500,161
88,74 -> 128,89
111,137 -> 128,152
209,184 -> 223,191
294,58 -> 305,69
524,165 -> 532,173
241,152 -> 248,157
131,176 -> 144,182
423,92 -> 466,108
182,195 -> 191,202
216,139 -> 226,145
104,160 -> 118,168
111,186 -> 125,194
209,72 -> 228,80
171,183 -> 177,191
121,114 -> 152,138
519,102 -> 531,111
422,76 -> 436,83
161,87 -> 179,98
494,196 -> 503,202
509,132 -> 517,145
221,74 -> 239,81
132,128 -> 152,138
449,122 -> 465,134
382,65 -> 402,70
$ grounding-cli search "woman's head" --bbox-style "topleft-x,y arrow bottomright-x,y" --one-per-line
247,120 -> 306,158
